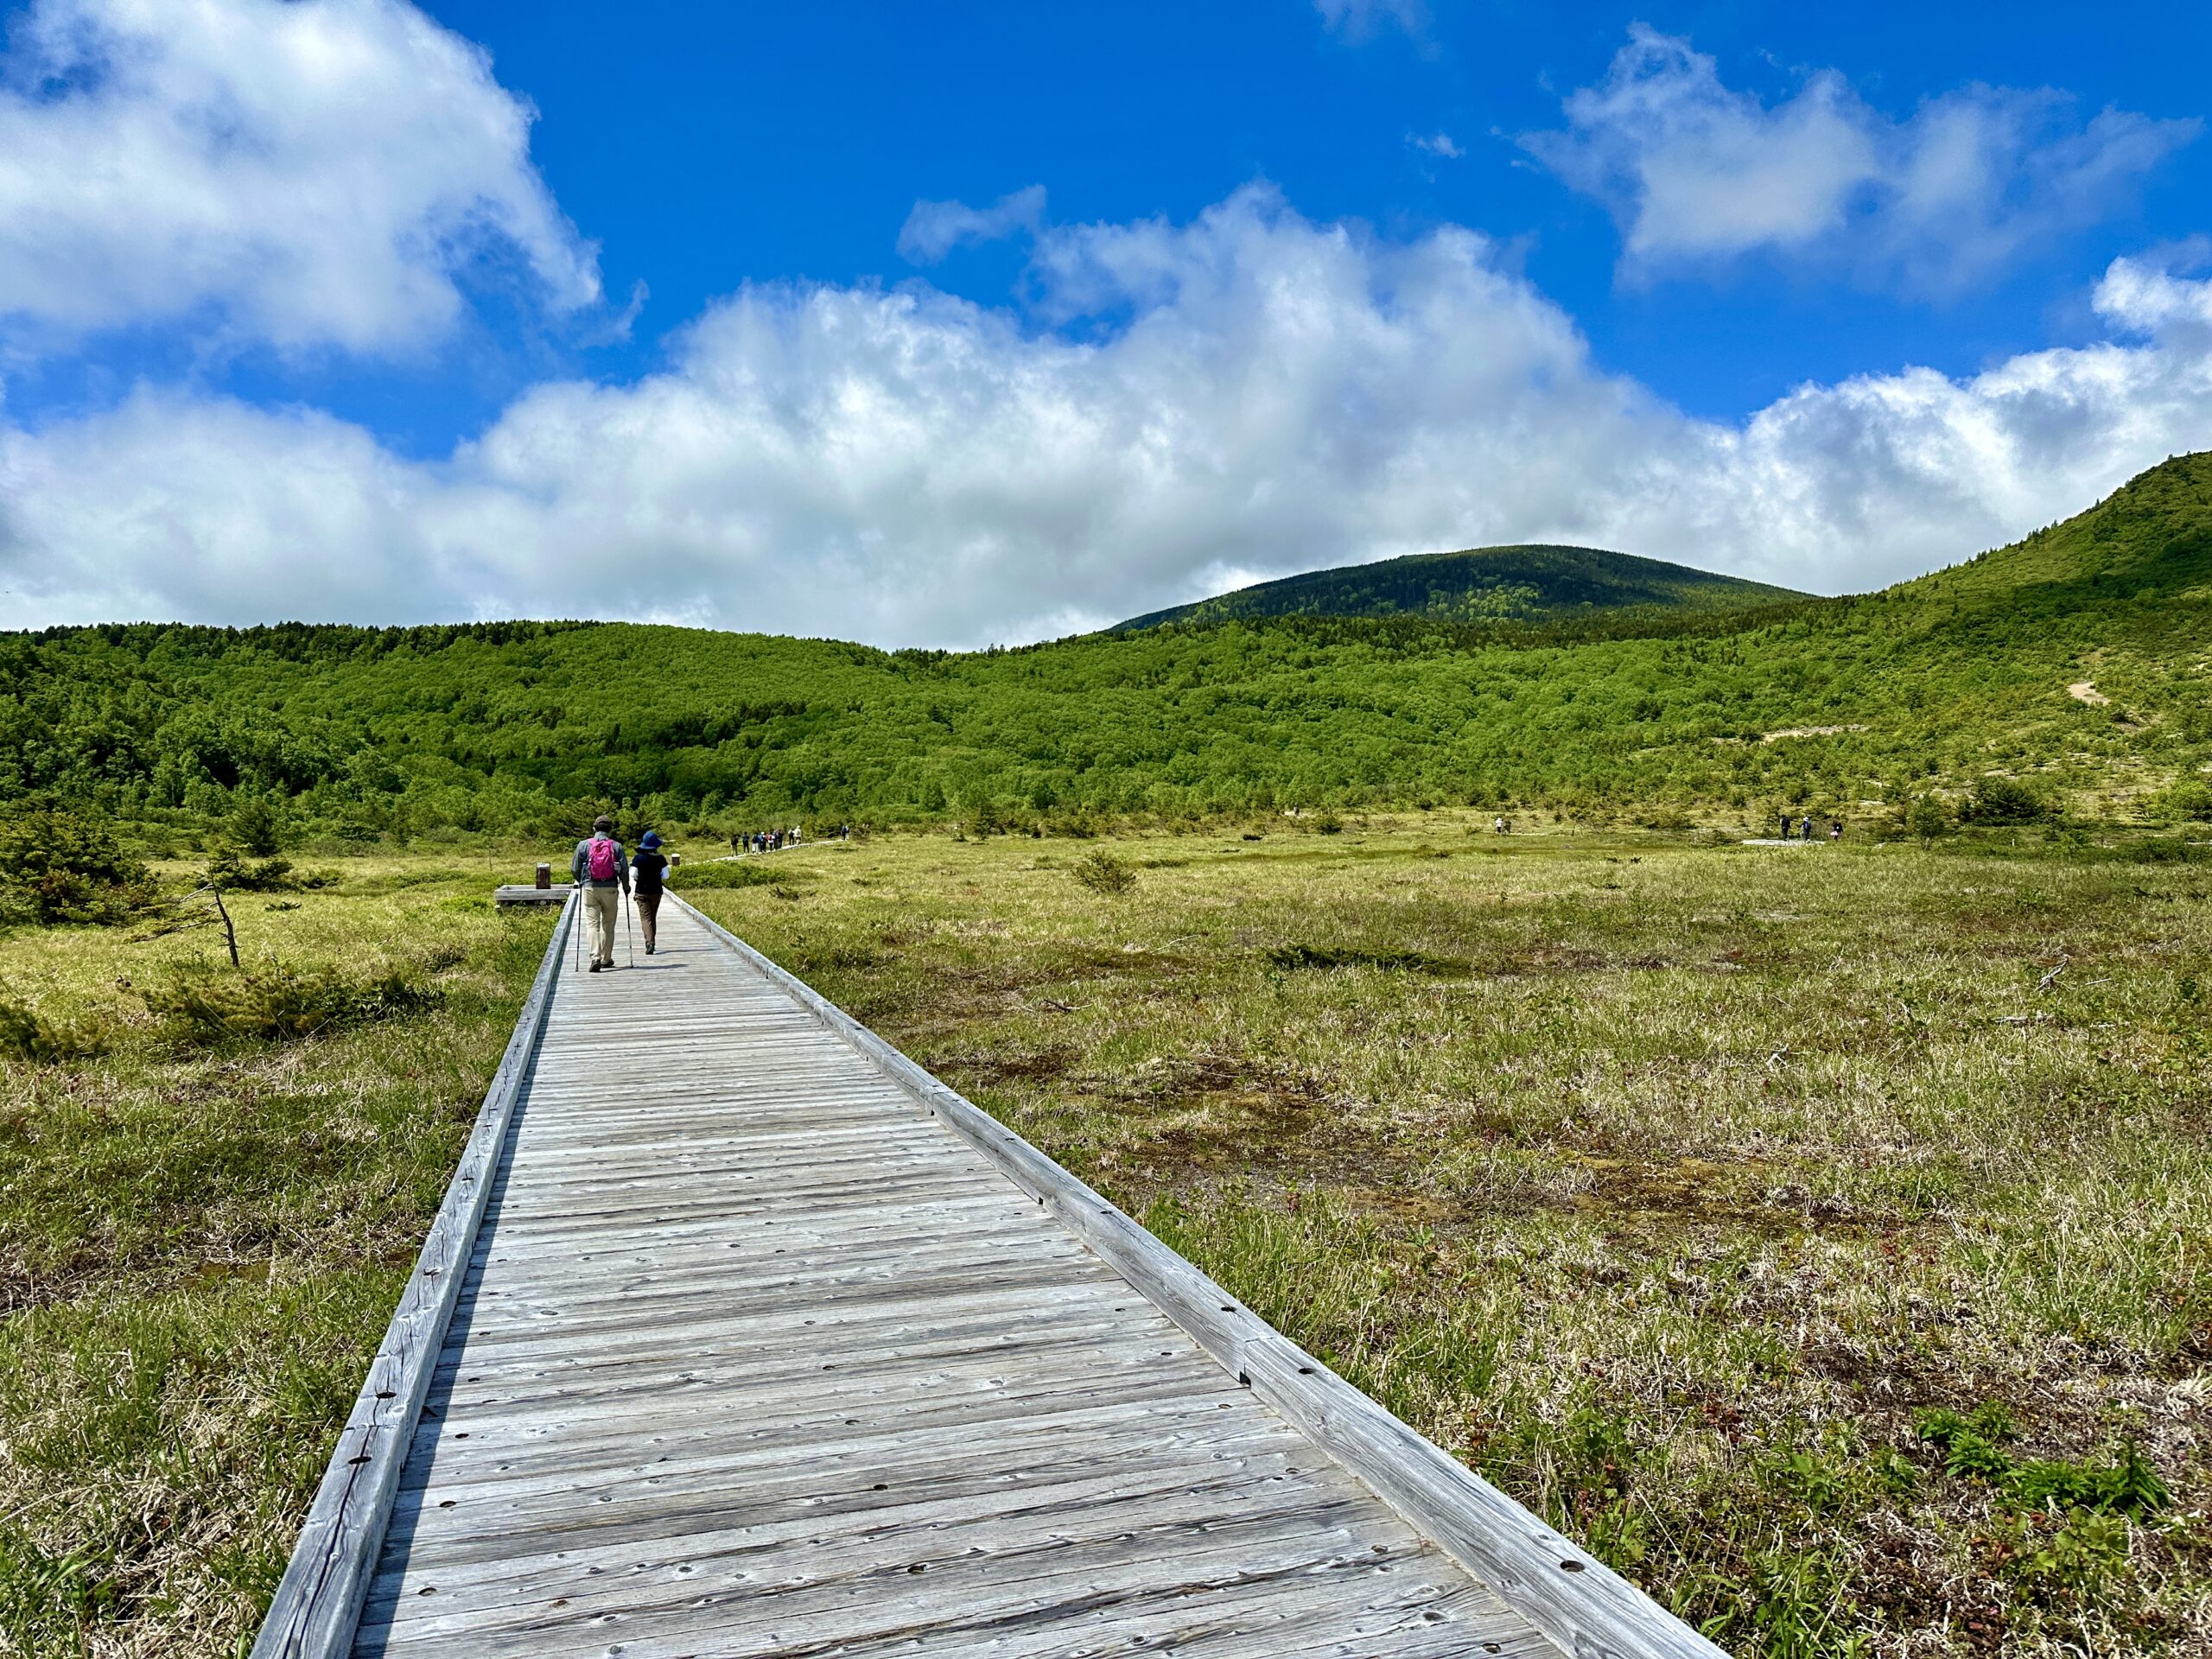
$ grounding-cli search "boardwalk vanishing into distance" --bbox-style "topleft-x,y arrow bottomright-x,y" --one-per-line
256,893 -> 1723,1659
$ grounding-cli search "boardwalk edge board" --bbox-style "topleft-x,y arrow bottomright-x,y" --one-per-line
671,893 -> 1726,1659
251,894 -> 576,1659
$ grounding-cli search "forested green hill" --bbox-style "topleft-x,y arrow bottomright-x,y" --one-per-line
1115,543 -> 1804,630
3,456 -> 2209,842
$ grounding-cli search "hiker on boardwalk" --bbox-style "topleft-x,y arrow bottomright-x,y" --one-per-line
632,831 -> 669,956
570,816 -> 630,973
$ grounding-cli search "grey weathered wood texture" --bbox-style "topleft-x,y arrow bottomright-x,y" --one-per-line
250,893 -> 575,1659
492,883 -> 570,907
262,891 -> 1721,1659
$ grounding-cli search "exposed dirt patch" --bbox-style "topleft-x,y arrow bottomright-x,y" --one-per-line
1551,1150 -> 1921,1238
943,1046 -> 1080,1087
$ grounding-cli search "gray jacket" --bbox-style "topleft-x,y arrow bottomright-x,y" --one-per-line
571,835 -> 630,891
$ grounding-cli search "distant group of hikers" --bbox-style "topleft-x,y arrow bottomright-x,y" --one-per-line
732,824 -> 851,855
569,817 -> 669,972
1779,812 -> 1845,842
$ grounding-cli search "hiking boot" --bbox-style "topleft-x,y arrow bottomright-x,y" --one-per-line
645,942 -> 655,955
588,961 -> 601,973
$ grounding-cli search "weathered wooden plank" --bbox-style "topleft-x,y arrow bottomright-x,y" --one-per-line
392,1383 -> 1260,1510
413,1318 -> 1224,1430
400,1399 -> 1260,1517
251,895 -> 575,1659
453,1209 -> 1084,1287
359,1500 -> 1399,1656
468,1186 -> 1026,1253
447,1261 -> 1118,1344
373,1428 -> 1329,1603
851,1570 -> 1543,1659
371,1421 -> 1320,1613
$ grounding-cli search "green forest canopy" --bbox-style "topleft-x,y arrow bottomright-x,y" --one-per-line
1113,543 -> 1806,631
4,454 -> 2210,841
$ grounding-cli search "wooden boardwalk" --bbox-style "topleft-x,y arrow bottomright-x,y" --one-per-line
259,894 -> 1720,1659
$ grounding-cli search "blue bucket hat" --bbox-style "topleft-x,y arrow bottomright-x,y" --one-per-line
639,830 -> 662,849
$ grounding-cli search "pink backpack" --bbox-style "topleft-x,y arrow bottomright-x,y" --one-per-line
587,836 -> 620,881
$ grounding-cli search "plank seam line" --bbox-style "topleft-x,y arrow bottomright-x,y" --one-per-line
251,893 -> 577,1659
670,893 -> 1725,1659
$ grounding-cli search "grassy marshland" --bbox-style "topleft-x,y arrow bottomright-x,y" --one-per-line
1,823 -> 2205,1656
689,820 -> 2211,1657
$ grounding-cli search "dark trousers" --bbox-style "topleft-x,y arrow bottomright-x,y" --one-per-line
635,889 -> 661,948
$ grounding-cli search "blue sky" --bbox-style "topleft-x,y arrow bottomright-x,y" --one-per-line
2,0 -> 2209,645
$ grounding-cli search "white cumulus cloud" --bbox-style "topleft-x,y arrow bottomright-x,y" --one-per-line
1523,26 -> 2198,290
3,188 -> 2210,648
0,0 -> 600,355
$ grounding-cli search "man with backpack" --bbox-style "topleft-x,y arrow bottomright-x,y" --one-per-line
570,816 -> 630,973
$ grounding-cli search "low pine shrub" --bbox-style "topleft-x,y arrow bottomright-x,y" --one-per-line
144,962 -> 440,1048
0,809 -> 162,926
1071,850 -> 1136,896
1960,776 -> 2050,825
204,847 -> 294,892
0,997 -> 111,1063
673,861 -> 788,891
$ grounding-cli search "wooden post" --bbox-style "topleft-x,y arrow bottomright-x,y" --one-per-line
534,862 -> 552,889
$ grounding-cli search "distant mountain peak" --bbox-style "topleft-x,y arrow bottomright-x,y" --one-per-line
1114,543 -> 1806,632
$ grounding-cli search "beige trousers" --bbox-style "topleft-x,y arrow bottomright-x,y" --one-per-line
584,886 -> 620,965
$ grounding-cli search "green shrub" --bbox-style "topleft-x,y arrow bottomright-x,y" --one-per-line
0,997 -> 111,1063
671,860 -> 788,890
226,795 -> 284,855
1992,1507 -> 2134,1605
1904,796 -> 1953,840
2007,1441 -> 2171,1517
1959,776 -> 2050,825
143,963 -> 440,1047
2157,779 -> 2212,821
204,847 -> 297,892
0,809 -> 161,926
1071,850 -> 1136,896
